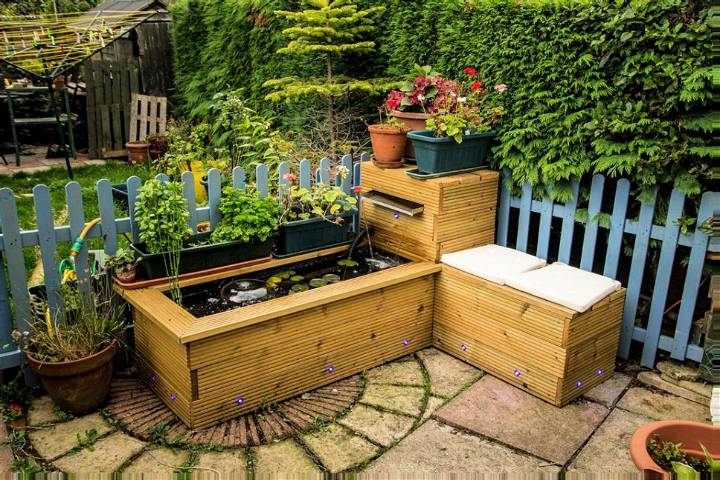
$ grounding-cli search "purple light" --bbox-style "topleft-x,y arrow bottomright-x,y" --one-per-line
236,397 -> 245,406
326,365 -> 335,374
575,380 -> 584,388
169,393 -> 176,401
402,339 -> 410,347
513,369 -> 522,377
149,374 -> 157,384
460,344 -> 468,352
393,211 -> 401,220
596,368 -> 605,376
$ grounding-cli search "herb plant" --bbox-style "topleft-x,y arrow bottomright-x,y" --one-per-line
104,248 -> 140,274
279,168 -> 358,224
210,187 -> 282,244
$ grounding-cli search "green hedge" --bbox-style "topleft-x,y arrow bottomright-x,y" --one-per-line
172,0 -> 711,196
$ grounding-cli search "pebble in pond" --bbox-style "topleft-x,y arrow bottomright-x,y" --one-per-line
366,258 -> 396,270
207,298 -> 219,304
229,287 -> 267,304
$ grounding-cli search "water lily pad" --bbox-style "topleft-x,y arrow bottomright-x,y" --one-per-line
277,271 -> 293,280
322,274 -> 341,283
267,276 -> 283,285
337,259 -> 358,267
290,283 -> 309,293
290,275 -> 305,282
309,278 -> 328,288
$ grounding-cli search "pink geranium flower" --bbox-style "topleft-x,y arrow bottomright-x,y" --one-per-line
494,83 -> 507,93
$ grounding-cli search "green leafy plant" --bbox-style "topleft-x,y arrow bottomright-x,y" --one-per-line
134,180 -> 192,303
279,167 -> 358,224
647,437 -> 711,474
210,187 -> 282,244
104,247 -> 140,274
75,429 -> 98,452
385,65 -> 445,113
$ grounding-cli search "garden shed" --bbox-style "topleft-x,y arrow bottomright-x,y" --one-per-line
84,0 -> 174,159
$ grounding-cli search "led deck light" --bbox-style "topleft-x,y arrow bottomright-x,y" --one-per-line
149,374 -> 157,384
596,368 -> 605,376
236,397 -> 245,406
402,339 -> 410,347
513,369 -> 522,377
575,380 -> 584,388
460,344 -> 468,352
393,211 -> 401,220
169,393 -> 176,401
326,365 -> 335,374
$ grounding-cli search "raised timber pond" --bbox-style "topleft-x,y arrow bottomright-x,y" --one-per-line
116,245 -> 439,429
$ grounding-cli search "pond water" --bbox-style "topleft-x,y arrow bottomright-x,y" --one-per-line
176,247 -> 407,317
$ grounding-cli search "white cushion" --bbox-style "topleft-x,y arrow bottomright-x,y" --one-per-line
505,263 -> 621,313
441,244 -> 546,285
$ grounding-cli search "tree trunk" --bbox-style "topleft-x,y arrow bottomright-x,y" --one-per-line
326,56 -> 337,157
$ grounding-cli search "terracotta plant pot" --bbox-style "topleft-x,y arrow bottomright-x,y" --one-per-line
114,267 -> 137,283
629,420 -> 720,480
126,141 -> 149,165
390,111 -> 432,159
368,124 -> 411,168
26,340 -> 119,415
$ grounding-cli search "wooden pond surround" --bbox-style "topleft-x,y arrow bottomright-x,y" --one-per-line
117,246 -> 440,429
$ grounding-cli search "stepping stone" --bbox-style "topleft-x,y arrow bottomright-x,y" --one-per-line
29,413 -> 114,460
252,440 -> 321,476
339,405 -> 414,446
123,447 -> 189,475
434,376 -> 608,464
366,359 -> 424,386
657,360 -> 700,382
360,385 -> 425,416
194,450 -> 247,476
416,348 -> 482,398
365,420 -> 560,475
637,372 -> 710,405
53,431 -> 145,473
617,387 -> 711,423
27,396 -> 60,426
582,373 -> 633,407
302,423 -> 379,473
0,422 -> 14,473
568,408 -> 653,473
422,397 -> 445,422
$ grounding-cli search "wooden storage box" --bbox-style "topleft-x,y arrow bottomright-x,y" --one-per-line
360,162 -> 499,261
433,265 -> 626,406
117,247 -> 439,429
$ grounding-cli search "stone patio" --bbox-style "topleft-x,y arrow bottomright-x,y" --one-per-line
1,348 -> 713,476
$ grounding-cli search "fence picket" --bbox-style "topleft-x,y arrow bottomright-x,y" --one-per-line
535,187 -> 553,260
278,162 -> 290,195
670,191 -> 719,359
618,189 -> 657,359
66,182 -> 93,302
515,183 -> 533,253
579,175 -> 605,272
318,158 -> 330,184
207,168 -> 222,229
181,171 -> 198,233
232,167 -> 246,190
33,185 -> 61,318
0,252 -> 12,354
603,179 -> 630,279
496,170 -> 511,247
97,179 -> 118,256
340,154 -> 353,194
0,189 -> 31,333
299,159 -> 311,190
127,176 -> 142,244
256,164 -> 269,197
557,181 -> 580,264
641,189 -> 685,366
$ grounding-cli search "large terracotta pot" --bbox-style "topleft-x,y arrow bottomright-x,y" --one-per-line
368,124 -> 411,168
390,111 -> 432,159
629,420 -> 720,480
26,340 -> 119,415
126,141 -> 149,165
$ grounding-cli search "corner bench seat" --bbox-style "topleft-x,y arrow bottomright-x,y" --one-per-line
434,245 -> 626,407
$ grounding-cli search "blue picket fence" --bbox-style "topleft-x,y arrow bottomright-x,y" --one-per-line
497,170 -> 720,367
0,155 -> 363,370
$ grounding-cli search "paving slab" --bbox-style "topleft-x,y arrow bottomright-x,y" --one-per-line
416,348 -> 482,398
364,419 -> 560,475
27,396 -> 60,426
252,440 -> 322,477
434,375 -> 608,464
569,408 -> 653,473
422,396 -> 445,422
52,431 -> 145,473
366,359 -> 424,386
29,413 -> 114,460
360,384 -> 425,416
302,423 -> 380,473
0,422 -> 13,473
617,387 -> 711,423
637,372 -> 709,405
123,447 -> 189,475
583,373 -> 633,407
339,404 -> 414,446
656,360 -> 699,382
194,450 -> 248,478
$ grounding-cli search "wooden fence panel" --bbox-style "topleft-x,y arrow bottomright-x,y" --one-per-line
603,179 -> 630,279
579,175 -> 605,271
33,185 -> 61,318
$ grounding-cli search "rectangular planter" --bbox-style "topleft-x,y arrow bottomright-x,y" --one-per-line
407,129 -> 495,174
275,214 -> 354,256
116,248 -> 439,429
131,232 -> 273,279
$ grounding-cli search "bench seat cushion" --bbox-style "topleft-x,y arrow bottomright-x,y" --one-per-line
505,263 -> 621,313
440,244 -> 546,285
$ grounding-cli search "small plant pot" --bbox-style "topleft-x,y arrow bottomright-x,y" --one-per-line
629,420 -> 720,480
368,124 -> 411,168
26,340 -> 119,415
114,267 -> 137,283
126,141 -> 149,165
390,111 -> 431,159
276,214 -> 354,256
407,129 -> 495,174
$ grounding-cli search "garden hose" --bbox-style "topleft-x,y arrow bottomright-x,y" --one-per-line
70,218 -> 101,257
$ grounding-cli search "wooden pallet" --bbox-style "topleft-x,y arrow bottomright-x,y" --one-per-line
129,93 -> 167,142
360,162 -> 499,261
433,265 -> 625,406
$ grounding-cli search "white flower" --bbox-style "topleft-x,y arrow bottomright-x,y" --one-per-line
458,97 -> 467,103
417,94 -> 425,101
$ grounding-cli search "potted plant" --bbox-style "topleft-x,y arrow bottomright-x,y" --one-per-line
147,133 -> 169,160
276,168 -> 358,256
407,68 -> 506,175
630,420 -> 720,480
105,247 -> 141,283
18,283 -> 123,415
126,140 -> 149,165
368,108 -> 412,168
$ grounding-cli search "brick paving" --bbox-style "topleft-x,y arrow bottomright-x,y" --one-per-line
3,347 -> 713,475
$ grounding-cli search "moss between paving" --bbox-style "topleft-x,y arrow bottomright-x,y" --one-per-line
303,423 -> 379,473
252,440 -> 322,476
365,358 -> 424,386
360,385 -> 425,416
122,447 -> 189,475
339,405 -> 415,447
193,450 -> 247,476
416,348 -> 482,398
52,432 -> 145,473
29,413 -> 114,460
27,396 -> 60,427
617,387 -> 711,422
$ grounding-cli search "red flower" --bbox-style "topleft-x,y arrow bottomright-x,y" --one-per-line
471,81 -> 485,91
386,90 -> 403,111
6,403 -> 23,413
464,67 -> 477,76
353,186 -> 362,194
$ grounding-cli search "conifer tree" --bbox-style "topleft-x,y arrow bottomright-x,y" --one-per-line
264,0 -> 385,154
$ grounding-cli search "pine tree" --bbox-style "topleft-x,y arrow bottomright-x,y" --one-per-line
264,0 -> 385,154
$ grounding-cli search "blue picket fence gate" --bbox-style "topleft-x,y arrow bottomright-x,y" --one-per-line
496,170 -> 720,367
0,155 -> 364,370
